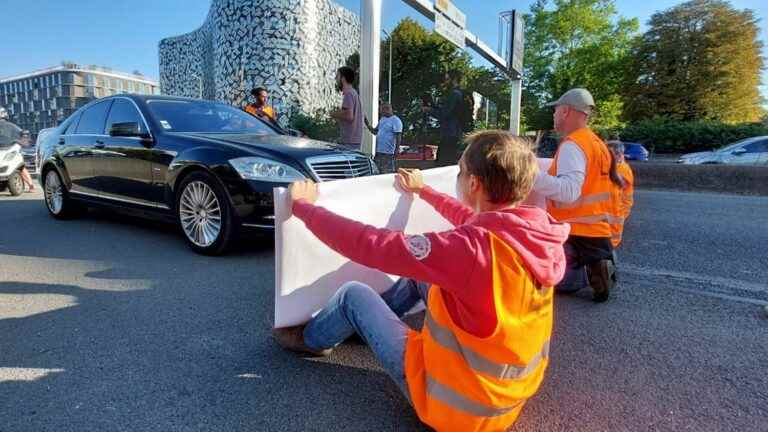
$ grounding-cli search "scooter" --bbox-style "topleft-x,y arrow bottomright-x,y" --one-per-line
0,142 -> 25,196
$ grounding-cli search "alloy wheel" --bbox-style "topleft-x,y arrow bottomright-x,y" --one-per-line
44,170 -> 63,214
179,181 -> 222,248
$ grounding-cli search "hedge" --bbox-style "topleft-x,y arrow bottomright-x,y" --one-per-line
597,119 -> 768,154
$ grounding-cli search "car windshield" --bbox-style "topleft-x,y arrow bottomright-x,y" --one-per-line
716,137 -> 758,153
0,121 -> 21,148
146,100 -> 278,135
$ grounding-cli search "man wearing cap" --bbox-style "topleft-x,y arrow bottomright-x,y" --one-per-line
533,88 -> 622,302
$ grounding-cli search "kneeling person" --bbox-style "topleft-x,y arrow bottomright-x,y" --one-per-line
273,130 -> 569,431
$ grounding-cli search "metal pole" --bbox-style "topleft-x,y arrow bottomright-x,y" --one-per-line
383,30 -> 392,104
509,78 -> 522,135
361,0 -> 382,156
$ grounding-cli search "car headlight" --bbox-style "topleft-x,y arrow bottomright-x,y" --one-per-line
229,157 -> 306,182
3,151 -> 18,162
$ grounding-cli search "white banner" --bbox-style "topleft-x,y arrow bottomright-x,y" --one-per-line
273,161 -> 551,328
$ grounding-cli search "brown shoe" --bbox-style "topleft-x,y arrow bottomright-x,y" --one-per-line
272,325 -> 332,357
588,259 -> 615,303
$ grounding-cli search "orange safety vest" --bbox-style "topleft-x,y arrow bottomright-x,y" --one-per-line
244,104 -> 276,121
404,233 -> 553,432
547,128 -> 614,238
609,162 -> 635,247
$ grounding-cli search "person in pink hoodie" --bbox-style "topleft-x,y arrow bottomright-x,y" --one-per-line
274,130 -> 569,430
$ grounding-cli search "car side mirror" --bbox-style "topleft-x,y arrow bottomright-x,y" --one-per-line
732,148 -> 747,155
110,122 -> 143,137
110,122 -> 154,146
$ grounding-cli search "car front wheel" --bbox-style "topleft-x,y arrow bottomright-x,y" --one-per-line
43,168 -> 80,219
7,172 -> 24,196
176,171 -> 236,255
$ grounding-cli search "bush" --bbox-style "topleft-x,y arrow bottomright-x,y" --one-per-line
288,110 -> 339,143
598,119 -> 768,154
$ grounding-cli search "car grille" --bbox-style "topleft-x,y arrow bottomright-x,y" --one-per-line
306,154 -> 373,181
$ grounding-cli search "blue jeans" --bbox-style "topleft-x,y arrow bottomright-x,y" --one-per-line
303,278 -> 430,397
556,241 -> 589,293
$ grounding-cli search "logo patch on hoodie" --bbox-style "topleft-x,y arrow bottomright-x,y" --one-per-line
406,235 -> 431,260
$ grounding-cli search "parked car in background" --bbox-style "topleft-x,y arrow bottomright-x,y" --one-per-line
397,145 -> 437,161
34,127 -> 56,174
678,136 -> 768,165
622,142 -> 649,161
39,95 -> 377,255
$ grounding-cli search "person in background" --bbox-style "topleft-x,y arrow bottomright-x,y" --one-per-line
244,87 -> 278,124
18,130 -> 35,192
606,141 -> 634,249
422,70 -> 465,167
533,88 -> 624,303
273,130 -> 569,431
364,103 -> 403,174
330,66 -> 363,151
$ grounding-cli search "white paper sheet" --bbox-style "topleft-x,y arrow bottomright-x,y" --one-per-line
273,160 -> 552,328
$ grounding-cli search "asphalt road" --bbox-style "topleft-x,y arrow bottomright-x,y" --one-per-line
1,189 -> 766,431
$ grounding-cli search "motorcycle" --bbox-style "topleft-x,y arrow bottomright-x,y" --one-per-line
0,141 -> 26,196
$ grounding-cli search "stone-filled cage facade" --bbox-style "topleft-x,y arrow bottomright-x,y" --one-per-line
159,0 -> 361,123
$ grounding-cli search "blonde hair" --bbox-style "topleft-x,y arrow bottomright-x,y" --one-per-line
461,130 -> 538,205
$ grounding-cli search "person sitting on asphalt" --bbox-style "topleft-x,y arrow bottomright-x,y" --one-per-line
364,103 -> 403,174
244,87 -> 278,124
273,130 -> 569,431
532,88 -> 625,302
18,130 -> 36,192
606,140 -> 634,249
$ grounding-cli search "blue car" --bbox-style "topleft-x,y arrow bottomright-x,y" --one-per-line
622,142 -> 649,161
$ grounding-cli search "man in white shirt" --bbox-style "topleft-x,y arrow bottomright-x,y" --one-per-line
533,88 -> 622,302
364,103 -> 403,173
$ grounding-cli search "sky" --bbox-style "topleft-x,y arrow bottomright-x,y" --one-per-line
0,0 -> 766,96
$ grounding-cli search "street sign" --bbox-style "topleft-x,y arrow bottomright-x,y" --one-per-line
435,13 -> 465,49
435,0 -> 466,28
508,10 -> 524,77
434,0 -> 466,49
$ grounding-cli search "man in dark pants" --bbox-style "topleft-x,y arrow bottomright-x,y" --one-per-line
423,71 -> 464,167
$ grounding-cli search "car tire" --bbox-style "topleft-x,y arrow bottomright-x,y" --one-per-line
7,172 -> 24,196
43,168 -> 80,219
176,170 -> 237,256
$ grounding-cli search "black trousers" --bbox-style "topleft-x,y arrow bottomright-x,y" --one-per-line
436,134 -> 461,167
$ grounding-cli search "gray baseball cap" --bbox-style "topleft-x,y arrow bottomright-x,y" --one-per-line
546,88 -> 595,114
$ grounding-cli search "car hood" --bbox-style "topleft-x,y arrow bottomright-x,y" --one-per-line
177,132 -> 355,158
681,151 -> 714,159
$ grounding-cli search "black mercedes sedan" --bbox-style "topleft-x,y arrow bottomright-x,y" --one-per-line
39,95 -> 377,255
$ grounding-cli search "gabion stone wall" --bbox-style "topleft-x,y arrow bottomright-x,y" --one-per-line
159,0 -> 360,121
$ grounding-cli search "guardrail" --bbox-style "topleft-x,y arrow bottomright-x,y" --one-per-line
631,162 -> 768,196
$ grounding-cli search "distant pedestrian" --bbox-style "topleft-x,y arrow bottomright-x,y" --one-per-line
365,103 -> 403,173
422,70 -> 471,167
244,87 -> 278,124
18,130 -> 35,192
330,66 -> 363,151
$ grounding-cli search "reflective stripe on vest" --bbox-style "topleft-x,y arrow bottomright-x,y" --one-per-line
551,192 -> 611,210
607,215 -> 625,225
426,374 -> 524,418
425,310 -> 550,380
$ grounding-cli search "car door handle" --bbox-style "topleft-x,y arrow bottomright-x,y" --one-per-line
58,138 -> 65,145
95,140 -> 105,149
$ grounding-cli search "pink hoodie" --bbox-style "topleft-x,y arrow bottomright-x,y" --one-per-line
293,185 -> 570,338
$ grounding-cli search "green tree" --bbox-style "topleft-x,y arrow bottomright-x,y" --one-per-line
381,18 -> 474,138
522,0 -> 639,131
623,0 -> 765,123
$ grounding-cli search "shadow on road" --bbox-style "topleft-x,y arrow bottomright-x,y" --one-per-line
0,280 -> 422,431
0,198 -> 274,262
